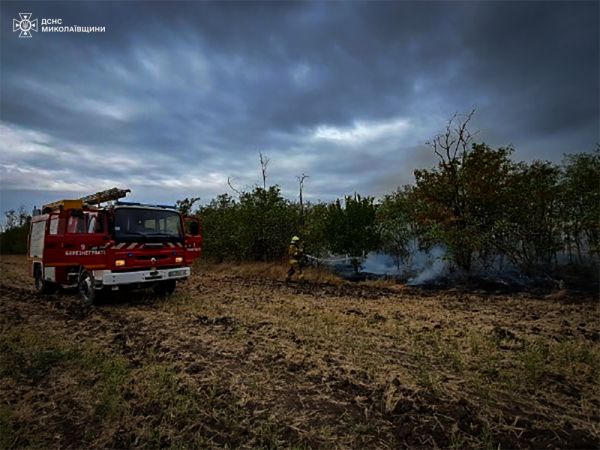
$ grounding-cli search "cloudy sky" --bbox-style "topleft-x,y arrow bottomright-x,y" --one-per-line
1,1 -> 598,214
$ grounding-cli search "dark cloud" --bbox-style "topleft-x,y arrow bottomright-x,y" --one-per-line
0,1 -> 598,214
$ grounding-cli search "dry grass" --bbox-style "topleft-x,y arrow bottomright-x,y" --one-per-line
1,254 -> 599,449
204,260 -> 345,284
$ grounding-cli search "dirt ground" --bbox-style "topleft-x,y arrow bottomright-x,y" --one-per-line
1,255 -> 598,449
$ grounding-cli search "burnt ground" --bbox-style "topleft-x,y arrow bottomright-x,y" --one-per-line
0,255 -> 599,449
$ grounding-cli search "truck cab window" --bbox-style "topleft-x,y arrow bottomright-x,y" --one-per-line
166,215 -> 180,234
67,216 -> 85,234
85,212 -> 104,234
49,216 -> 60,235
114,208 -> 183,242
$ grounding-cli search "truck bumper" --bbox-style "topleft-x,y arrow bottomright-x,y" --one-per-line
95,267 -> 190,286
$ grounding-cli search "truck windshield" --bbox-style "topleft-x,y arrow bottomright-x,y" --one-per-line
113,208 -> 183,242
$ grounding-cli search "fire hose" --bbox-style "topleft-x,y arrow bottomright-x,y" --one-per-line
303,254 -> 356,265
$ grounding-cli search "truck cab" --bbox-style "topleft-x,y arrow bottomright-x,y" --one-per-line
28,188 -> 202,304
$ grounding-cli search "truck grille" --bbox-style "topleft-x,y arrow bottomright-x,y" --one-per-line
136,255 -> 169,261
142,243 -> 164,249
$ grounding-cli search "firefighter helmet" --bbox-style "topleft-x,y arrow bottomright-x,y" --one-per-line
291,236 -> 300,243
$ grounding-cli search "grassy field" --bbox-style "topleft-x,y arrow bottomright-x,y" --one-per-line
0,254 -> 598,449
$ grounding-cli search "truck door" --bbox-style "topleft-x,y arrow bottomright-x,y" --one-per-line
184,217 -> 202,261
43,213 -> 66,265
60,210 -> 109,267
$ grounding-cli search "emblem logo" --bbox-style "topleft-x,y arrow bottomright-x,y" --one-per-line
13,13 -> 38,38
151,257 -> 157,264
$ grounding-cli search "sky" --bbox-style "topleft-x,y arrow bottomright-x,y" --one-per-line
1,1 -> 598,215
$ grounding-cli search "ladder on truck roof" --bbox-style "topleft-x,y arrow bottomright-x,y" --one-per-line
80,188 -> 131,206
42,187 -> 131,212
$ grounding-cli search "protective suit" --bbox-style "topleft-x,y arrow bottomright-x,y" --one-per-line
286,236 -> 304,281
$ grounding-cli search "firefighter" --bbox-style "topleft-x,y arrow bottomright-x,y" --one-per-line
286,236 -> 304,281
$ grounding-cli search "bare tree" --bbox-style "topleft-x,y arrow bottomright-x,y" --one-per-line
259,152 -> 270,190
425,109 -> 478,219
227,176 -> 242,196
297,173 -> 309,210
427,109 -> 477,168
297,173 -> 309,225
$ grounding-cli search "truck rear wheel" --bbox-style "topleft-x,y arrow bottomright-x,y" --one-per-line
34,266 -> 57,295
78,271 -> 96,306
154,280 -> 176,296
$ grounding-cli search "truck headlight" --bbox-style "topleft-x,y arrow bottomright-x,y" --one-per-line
175,256 -> 183,263
115,259 -> 126,267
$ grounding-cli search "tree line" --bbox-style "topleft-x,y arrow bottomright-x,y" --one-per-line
190,113 -> 599,277
190,148 -> 598,274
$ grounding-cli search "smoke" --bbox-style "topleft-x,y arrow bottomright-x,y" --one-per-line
361,253 -> 399,275
405,246 -> 448,285
359,243 -> 449,285
330,240 -> 592,289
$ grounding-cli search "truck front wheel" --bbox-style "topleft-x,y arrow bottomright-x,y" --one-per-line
34,267 -> 57,295
78,271 -> 96,306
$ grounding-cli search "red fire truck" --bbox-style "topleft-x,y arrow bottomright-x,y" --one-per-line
27,188 -> 202,304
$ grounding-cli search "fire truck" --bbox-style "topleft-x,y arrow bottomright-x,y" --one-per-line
27,188 -> 202,304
